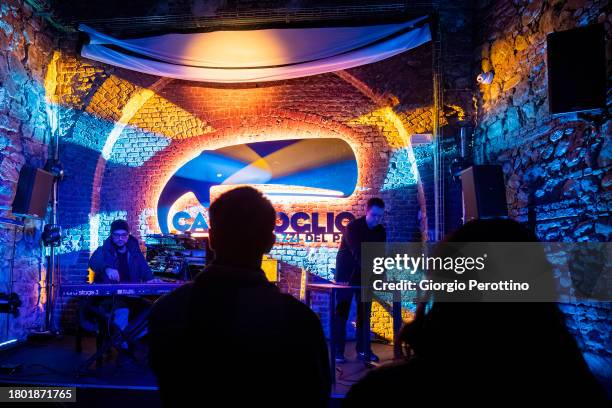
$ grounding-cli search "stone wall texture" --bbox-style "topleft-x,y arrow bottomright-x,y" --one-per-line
473,0 -> 611,378
1,1 -> 609,388
51,49 -> 441,341
45,0 -> 474,341
0,0 -> 55,342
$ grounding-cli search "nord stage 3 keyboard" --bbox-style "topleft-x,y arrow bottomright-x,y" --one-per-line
59,282 -> 185,297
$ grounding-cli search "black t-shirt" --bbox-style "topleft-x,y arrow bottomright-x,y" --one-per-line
336,216 -> 386,284
116,250 -> 130,282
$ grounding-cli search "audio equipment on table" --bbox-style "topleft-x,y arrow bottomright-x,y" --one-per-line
145,233 -> 209,280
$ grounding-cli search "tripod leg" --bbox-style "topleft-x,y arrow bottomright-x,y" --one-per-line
75,323 -> 82,353
78,335 -> 112,371
95,331 -> 104,367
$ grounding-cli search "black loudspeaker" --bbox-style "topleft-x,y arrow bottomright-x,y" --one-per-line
460,165 -> 508,223
547,23 -> 606,115
11,166 -> 54,218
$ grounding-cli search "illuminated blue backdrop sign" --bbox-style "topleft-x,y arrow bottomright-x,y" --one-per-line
157,138 -> 358,234
171,210 -> 355,243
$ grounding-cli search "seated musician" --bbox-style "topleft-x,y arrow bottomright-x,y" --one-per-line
87,219 -> 160,355
89,219 -> 153,284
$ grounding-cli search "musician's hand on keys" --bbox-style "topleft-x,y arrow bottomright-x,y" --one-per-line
105,268 -> 120,282
147,278 -> 165,283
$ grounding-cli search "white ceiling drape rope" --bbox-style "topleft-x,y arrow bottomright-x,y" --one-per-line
79,16 -> 431,83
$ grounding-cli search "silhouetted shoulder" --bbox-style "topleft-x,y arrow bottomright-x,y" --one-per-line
279,293 -> 321,325
149,282 -> 195,330
277,293 -> 329,343
152,282 -> 194,310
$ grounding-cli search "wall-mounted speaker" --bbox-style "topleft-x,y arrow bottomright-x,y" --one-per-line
11,166 -> 54,218
460,165 -> 508,223
547,23 -> 606,115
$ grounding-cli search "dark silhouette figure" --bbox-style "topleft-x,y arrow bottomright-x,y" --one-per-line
334,197 -> 386,362
148,187 -> 330,407
345,219 -> 609,405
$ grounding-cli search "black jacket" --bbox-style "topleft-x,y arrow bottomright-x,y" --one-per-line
88,235 -> 153,283
148,262 -> 331,407
335,216 -> 386,285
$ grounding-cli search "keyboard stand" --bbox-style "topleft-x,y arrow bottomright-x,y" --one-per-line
77,303 -> 152,374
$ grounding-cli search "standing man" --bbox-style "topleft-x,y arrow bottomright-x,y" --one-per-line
334,197 -> 386,363
148,187 -> 330,407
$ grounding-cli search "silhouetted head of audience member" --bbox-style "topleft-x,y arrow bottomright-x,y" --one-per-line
354,218 -> 608,404
399,218 -> 574,363
208,186 -> 276,269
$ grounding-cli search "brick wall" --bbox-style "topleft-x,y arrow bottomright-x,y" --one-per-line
48,34 -> 463,339
6,2 -> 605,373
473,0 -> 611,377
0,0 -> 472,345
0,0 -> 56,342
48,5 -> 478,342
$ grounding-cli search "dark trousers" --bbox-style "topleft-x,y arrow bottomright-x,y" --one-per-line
84,296 -> 152,342
333,289 -> 372,355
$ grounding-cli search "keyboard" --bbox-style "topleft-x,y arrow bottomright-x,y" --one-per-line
59,282 -> 185,297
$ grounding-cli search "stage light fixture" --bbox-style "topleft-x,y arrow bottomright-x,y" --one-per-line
0,293 -> 21,316
42,224 -> 62,247
44,158 -> 64,181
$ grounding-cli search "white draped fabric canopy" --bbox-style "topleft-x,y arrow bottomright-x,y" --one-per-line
79,16 -> 431,83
